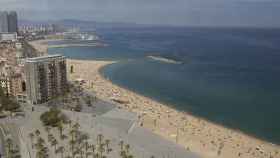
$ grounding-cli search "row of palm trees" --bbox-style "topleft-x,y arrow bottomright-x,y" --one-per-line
5,136 -> 21,158
29,129 -> 49,158
29,115 -> 156,158
119,140 -> 134,158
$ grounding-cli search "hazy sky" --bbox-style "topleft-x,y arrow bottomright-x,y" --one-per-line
0,0 -> 280,27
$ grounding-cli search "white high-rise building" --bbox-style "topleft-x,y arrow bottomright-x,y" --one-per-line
25,54 -> 68,104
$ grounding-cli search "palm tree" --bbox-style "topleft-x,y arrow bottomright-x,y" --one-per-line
37,137 -> 45,146
120,150 -> 126,158
29,133 -> 35,149
105,139 -> 110,153
85,141 -> 90,153
51,139 -> 58,152
35,129 -> 40,137
36,150 -> 45,158
69,139 -> 75,157
86,152 -> 91,158
80,150 -> 85,158
97,134 -> 103,145
6,137 -> 13,158
73,122 -> 80,131
45,126 -> 51,134
36,146 -> 49,158
97,143 -> 105,158
35,141 -> 44,151
119,140 -> 124,151
80,133 -> 89,146
69,129 -> 76,142
56,146 -> 65,158
35,137 -> 47,158
48,133 -> 54,143
125,144 -> 130,154
41,146 -> 49,158
91,145 -> 96,158
57,121 -> 64,139
68,120 -> 72,128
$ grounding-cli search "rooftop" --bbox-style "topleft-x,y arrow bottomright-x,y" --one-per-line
25,54 -> 65,63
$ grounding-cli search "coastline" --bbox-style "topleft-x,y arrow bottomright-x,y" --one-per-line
48,42 -> 107,49
31,39 -> 280,158
29,39 -> 62,56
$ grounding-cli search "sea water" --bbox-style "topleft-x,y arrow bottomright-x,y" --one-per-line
49,27 -> 280,144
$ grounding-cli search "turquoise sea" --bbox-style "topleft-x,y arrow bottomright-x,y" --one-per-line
49,27 -> 280,144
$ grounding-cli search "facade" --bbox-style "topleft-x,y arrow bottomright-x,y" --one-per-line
0,33 -> 17,42
0,11 -> 18,33
8,11 -> 18,33
0,73 -> 25,97
0,11 -> 9,33
0,75 -> 9,96
25,54 -> 67,104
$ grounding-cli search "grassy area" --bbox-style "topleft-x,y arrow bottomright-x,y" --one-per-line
40,108 -> 68,127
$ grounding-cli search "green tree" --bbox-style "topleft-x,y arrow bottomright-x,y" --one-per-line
40,107 -> 68,127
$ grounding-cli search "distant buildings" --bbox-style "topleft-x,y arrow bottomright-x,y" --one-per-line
0,11 -> 18,33
0,32 -> 17,42
8,11 -> 18,33
0,72 -> 25,97
25,54 -> 68,104
0,59 -> 26,100
0,11 -> 18,42
0,11 -> 8,33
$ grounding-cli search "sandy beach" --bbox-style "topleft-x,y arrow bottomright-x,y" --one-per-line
32,40 -> 280,158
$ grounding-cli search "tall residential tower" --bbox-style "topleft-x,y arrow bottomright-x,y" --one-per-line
25,54 -> 68,104
8,11 -> 18,33
0,11 -> 18,33
0,11 -> 9,33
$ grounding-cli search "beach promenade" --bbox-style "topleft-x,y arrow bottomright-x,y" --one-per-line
33,40 -> 280,158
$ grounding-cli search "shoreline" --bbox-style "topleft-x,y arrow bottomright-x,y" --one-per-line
48,42 -> 108,49
31,39 -> 280,158
98,62 -> 274,144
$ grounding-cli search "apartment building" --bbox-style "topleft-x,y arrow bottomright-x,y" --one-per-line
25,54 -> 67,104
